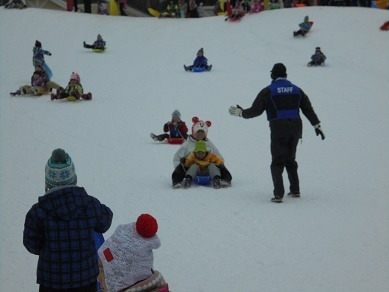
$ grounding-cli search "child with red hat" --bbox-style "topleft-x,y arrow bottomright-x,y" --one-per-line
98,214 -> 169,292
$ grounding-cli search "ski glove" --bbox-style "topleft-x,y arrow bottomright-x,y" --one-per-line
47,51 -> 52,56
314,124 -> 325,140
229,105 -> 243,117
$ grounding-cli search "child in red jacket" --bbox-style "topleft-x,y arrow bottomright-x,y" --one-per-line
150,110 -> 188,141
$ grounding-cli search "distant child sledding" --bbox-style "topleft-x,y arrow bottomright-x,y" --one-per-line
184,48 -> 212,72
151,110 -> 188,142
83,34 -> 106,51
307,47 -> 326,67
51,72 -> 92,101
10,66 -> 62,96
33,40 -> 53,79
225,0 -> 245,22
293,16 -> 313,37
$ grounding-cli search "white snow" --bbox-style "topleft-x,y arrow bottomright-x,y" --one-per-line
1,6 -> 389,292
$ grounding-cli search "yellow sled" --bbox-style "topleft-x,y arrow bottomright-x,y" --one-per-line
93,48 -> 107,53
148,7 -> 160,17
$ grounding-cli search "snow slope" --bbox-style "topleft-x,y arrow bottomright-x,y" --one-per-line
1,6 -> 389,291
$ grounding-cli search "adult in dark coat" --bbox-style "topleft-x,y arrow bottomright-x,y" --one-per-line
23,148 -> 113,291
229,63 -> 325,203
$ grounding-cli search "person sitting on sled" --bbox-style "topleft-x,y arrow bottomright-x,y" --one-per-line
226,0 -> 244,21
172,117 -> 232,188
151,109 -> 188,141
10,71 -> 48,96
83,34 -> 106,50
293,15 -> 312,37
308,47 -> 326,67
51,72 -> 92,101
98,214 -> 169,292
181,140 -> 224,189
184,48 -> 212,71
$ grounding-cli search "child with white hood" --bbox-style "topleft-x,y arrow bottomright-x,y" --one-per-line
98,214 -> 169,292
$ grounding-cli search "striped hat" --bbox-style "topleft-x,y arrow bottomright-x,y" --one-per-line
45,149 -> 77,189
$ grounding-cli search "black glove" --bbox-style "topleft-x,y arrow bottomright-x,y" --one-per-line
180,157 -> 186,165
314,124 -> 325,140
47,51 -> 52,56
229,105 -> 243,117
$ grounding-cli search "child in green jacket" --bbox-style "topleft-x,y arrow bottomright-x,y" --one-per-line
51,72 -> 92,101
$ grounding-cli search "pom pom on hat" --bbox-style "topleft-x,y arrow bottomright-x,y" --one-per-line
136,214 -> 158,238
45,148 -> 77,189
172,109 -> 181,118
191,117 -> 212,137
70,72 -> 80,83
35,40 -> 42,48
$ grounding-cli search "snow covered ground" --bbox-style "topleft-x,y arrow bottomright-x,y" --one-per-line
1,6 -> 389,291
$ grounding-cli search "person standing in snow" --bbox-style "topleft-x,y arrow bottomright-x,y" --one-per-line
229,63 -> 325,203
98,214 -> 169,292
23,148 -> 113,291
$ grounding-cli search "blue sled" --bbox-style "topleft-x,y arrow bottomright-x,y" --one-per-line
192,67 -> 206,73
194,175 -> 212,185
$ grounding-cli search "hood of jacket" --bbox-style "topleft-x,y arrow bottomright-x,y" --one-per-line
38,185 -> 90,221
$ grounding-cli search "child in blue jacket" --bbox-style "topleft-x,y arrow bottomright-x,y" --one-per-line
293,16 -> 312,37
308,47 -> 326,66
184,48 -> 212,71
32,40 -> 53,78
83,34 -> 106,50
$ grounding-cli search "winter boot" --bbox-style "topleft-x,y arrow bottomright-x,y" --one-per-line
172,181 -> 181,188
50,93 -> 58,100
213,176 -> 221,189
184,65 -> 189,71
206,65 -> 212,71
82,92 -> 92,100
271,196 -> 283,203
83,41 -> 87,48
184,176 -> 192,189
288,192 -> 300,198
10,90 -> 21,96
150,133 -> 159,141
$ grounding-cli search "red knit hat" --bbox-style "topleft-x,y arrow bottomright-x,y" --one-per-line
136,214 -> 158,238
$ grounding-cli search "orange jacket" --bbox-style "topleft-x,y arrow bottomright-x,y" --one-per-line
184,153 -> 224,171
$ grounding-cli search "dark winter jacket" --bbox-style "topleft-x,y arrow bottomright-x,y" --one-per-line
31,71 -> 49,87
241,78 -> 320,138
193,56 -> 208,67
299,20 -> 312,32
23,185 -> 113,289
93,40 -> 106,49
163,121 -> 188,138
32,46 -> 51,66
311,52 -> 326,64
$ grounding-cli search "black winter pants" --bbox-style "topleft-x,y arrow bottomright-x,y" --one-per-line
270,135 -> 300,198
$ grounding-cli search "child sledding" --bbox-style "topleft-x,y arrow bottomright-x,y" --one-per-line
150,110 -> 188,143
293,16 -> 313,37
51,72 -> 92,101
10,67 -> 62,97
181,140 -> 225,189
184,48 -> 212,72
83,34 -> 106,51
225,0 -> 245,22
33,40 -> 53,79
307,47 -> 326,67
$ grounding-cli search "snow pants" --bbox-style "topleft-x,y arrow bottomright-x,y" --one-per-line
21,85 -> 47,95
185,163 -> 221,180
172,163 -> 232,184
270,135 -> 300,198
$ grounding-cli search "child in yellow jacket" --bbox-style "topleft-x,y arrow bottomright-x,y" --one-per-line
182,140 -> 224,189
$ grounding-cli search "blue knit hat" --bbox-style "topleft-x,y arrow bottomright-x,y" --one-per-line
172,109 -> 181,118
45,149 -> 77,189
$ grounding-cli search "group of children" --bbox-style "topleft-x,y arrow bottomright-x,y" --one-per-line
9,36 -> 109,100
151,111 -> 233,189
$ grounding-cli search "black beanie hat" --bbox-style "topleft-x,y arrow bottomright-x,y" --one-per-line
35,40 -> 42,48
270,63 -> 287,80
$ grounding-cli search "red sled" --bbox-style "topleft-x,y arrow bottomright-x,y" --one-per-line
167,138 -> 185,144
380,21 -> 389,31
